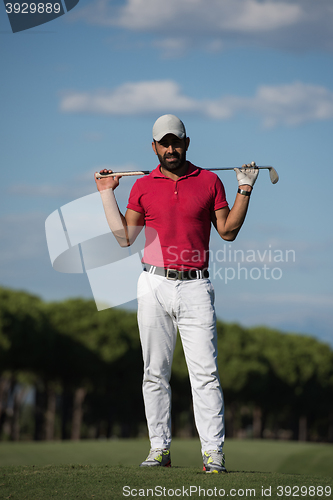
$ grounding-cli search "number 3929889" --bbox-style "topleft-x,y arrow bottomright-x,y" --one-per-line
5,2 -> 61,13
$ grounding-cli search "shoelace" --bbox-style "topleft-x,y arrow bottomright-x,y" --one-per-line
207,450 -> 224,465
146,448 -> 165,461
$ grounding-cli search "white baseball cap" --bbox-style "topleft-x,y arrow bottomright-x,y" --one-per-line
152,114 -> 186,142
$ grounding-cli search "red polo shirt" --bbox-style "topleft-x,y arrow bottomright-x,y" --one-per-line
127,162 -> 228,270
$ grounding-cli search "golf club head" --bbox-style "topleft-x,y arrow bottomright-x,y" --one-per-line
268,167 -> 279,184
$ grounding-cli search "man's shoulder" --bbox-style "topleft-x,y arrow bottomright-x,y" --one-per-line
131,168 -> 156,193
190,163 -> 221,183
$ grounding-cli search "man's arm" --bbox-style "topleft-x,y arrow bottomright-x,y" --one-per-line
95,169 -> 144,247
211,163 -> 258,241
211,188 -> 251,241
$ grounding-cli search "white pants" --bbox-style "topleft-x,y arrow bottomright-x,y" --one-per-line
137,271 -> 225,454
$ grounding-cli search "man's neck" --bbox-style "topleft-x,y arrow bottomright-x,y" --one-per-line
160,161 -> 189,181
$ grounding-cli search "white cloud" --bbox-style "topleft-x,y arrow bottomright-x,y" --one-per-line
9,180 -> 92,200
249,82 -> 333,127
76,0 -> 302,32
205,82 -> 333,126
60,80 -> 200,115
8,164 -> 139,207
71,0 -> 333,53
223,0 -> 302,31
60,80 -> 333,128
10,184 -> 76,198
152,37 -> 191,59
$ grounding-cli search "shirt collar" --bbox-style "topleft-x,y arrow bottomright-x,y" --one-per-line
151,162 -> 200,179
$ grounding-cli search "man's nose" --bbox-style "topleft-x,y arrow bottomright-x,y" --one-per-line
166,144 -> 175,153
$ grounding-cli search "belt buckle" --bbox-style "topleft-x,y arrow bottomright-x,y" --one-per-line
166,269 -> 179,280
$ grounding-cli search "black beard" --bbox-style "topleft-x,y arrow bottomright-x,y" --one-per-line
157,150 -> 187,172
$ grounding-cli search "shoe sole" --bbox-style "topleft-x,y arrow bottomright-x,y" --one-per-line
140,461 -> 171,468
203,465 -> 227,474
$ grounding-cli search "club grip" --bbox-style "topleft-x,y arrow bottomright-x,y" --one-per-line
95,171 -> 150,178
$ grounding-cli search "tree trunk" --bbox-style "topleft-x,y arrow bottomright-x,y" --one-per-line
0,377 -> 10,437
10,385 -> 28,441
328,413 -> 333,443
44,385 -> 57,441
252,406 -> 262,439
0,377 -> 10,415
34,385 -> 45,441
71,387 -> 86,440
298,415 -> 307,441
225,402 -> 239,438
61,385 -> 72,440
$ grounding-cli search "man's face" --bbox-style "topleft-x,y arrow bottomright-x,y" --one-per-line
152,134 -> 190,172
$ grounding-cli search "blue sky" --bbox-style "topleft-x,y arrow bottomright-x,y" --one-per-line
1,0 -> 333,345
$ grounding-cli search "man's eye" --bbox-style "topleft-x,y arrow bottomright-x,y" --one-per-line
162,142 -> 180,147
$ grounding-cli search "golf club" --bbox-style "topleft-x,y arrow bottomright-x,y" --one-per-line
95,166 -> 279,184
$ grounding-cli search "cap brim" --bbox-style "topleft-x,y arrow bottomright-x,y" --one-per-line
153,130 -> 186,142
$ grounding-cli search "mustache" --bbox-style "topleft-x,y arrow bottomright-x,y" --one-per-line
164,151 -> 180,159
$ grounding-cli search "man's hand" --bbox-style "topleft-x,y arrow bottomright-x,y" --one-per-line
234,162 -> 259,188
95,169 -> 122,192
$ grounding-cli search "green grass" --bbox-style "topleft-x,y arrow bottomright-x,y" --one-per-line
1,465 -> 332,500
1,439 -> 333,476
0,439 -> 332,499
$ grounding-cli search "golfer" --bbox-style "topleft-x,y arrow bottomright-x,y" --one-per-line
95,114 -> 258,473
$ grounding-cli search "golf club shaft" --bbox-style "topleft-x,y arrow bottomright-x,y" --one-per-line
95,166 -> 279,183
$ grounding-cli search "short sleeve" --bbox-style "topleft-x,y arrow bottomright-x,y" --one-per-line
127,181 -> 145,214
213,176 -> 229,211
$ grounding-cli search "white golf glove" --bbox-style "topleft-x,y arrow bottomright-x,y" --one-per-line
234,161 -> 259,187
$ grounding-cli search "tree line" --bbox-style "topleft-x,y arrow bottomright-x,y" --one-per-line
0,286 -> 332,442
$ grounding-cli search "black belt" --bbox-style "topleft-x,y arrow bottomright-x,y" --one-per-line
143,263 -> 209,281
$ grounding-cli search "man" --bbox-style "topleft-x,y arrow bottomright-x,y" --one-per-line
95,114 -> 258,473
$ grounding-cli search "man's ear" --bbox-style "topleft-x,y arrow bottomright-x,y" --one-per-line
185,137 -> 190,151
152,140 -> 157,155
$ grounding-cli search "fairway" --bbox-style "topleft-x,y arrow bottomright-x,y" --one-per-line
1,438 -> 332,476
0,465 -> 332,500
0,439 -> 332,499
